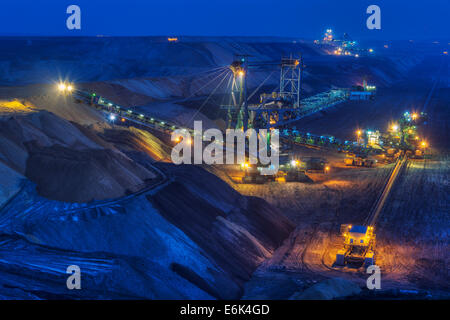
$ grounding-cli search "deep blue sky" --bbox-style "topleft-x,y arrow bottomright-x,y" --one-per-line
0,0 -> 448,40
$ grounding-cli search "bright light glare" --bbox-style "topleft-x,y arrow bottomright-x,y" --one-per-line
58,82 -> 74,93
109,114 -> 116,121
58,83 -> 66,91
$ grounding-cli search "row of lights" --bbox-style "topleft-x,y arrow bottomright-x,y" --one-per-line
57,81 -> 185,139
57,82 -> 73,92
356,124 -> 428,148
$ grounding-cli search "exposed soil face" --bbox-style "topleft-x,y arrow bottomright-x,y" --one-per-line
0,93 -> 295,299
0,108 -> 161,202
25,143 -> 155,202
99,126 -> 172,162
0,161 -> 294,299
147,164 -> 294,297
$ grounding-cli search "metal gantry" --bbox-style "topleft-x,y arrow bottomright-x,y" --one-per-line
249,55 -> 303,130
279,56 -> 302,108
222,56 -> 249,131
223,55 -> 350,130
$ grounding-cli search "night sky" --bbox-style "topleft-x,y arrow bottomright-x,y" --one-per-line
0,0 -> 448,40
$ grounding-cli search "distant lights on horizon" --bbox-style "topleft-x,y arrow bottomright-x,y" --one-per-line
57,82 -> 74,92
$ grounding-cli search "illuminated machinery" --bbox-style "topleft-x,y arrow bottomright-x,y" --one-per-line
248,57 -> 302,130
224,55 -> 348,131
336,224 -> 376,267
57,82 -> 74,94
349,80 -> 376,100
344,153 -> 376,168
399,111 -> 429,156
323,29 -> 334,42
223,57 -> 249,131
340,33 -> 357,48
278,157 -> 309,182
367,130 -> 380,146
384,111 -> 428,153
240,162 -> 276,184
337,33 -> 358,55
355,129 -> 380,147
299,156 -> 330,173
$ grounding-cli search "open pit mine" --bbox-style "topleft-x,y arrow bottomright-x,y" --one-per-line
0,33 -> 448,301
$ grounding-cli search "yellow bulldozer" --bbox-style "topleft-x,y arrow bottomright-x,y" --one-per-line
335,224 -> 376,267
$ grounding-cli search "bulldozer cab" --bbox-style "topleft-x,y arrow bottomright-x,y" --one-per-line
337,224 -> 376,267
341,225 -> 375,247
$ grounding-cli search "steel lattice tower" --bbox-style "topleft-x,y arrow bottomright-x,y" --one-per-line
279,57 -> 302,108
